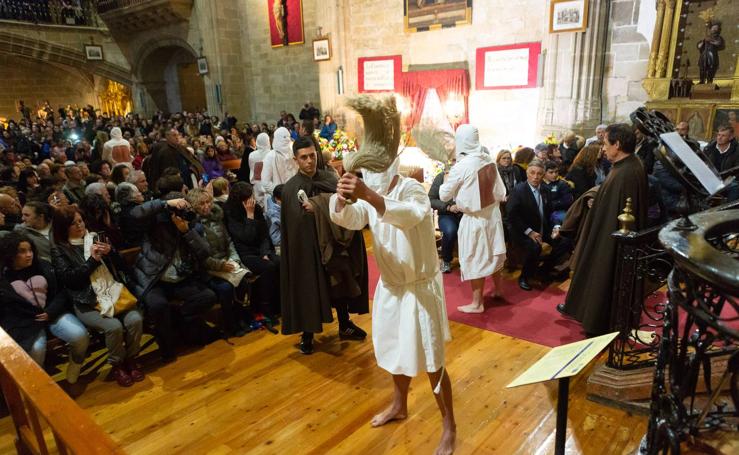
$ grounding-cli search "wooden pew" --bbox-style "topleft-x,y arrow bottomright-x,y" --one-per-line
0,328 -> 124,454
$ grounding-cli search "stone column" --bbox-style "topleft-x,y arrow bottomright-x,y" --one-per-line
538,0 -> 610,134
646,0 -> 666,77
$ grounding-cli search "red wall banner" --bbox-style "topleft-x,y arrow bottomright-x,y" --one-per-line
268,0 -> 304,47
475,42 -> 541,90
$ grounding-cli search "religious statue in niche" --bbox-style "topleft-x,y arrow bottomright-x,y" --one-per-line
696,18 -> 725,84
268,0 -> 304,48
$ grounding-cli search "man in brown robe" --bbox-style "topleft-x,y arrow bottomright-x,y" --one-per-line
144,128 -> 204,190
559,123 -> 647,336
280,136 -> 369,354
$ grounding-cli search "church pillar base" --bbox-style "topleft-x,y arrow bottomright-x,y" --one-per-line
586,357 -> 731,414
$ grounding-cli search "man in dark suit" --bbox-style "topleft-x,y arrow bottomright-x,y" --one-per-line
505,160 -> 571,290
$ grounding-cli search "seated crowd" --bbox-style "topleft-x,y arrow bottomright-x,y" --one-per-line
0,102 -> 737,391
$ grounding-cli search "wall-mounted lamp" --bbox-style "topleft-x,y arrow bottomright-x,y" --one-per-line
337,66 -> 344,95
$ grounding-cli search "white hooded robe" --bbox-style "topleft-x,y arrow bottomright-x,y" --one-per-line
330,175 -> 451,376
439,125 -> 506,281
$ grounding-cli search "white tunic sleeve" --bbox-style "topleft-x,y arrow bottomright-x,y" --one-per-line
261,152 -> 275,195
380,182 -> 431,230
329,194 -> 371,230
438,165 -> 464,202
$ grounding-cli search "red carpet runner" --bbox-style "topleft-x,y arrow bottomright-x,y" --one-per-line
366,255 -> 588,347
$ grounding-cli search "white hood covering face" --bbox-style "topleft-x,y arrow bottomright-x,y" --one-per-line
103,127 -> 131,164
454,124 -> 483,162
256,132 -> 271,152
272,127 -> 292,157
362,158 -> 400,196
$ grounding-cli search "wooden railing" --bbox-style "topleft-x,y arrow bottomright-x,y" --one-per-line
0,328 -> 124,455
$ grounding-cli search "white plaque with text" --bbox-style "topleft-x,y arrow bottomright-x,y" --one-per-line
484,48 -> 530,88
363,60 -> 396,91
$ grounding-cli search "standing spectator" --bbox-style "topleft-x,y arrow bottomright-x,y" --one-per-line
496,149 -> 524,196
114,183 -> 146,248
559,131 -> 580,170
145,128 -> 204,190
585,124 -> 607,146
565,142 -> 601,201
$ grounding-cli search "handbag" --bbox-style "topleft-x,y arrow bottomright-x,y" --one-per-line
112,285 -> 138,314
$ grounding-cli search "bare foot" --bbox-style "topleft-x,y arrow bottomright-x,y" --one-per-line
370,403 -> 407,427
434,424 -> 456,455
457,303 -> 484,314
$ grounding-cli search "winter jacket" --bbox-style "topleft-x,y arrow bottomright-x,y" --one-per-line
198,204 -> 241,271
128,199 -> 212,297
51,243 -> 131,312
0,261 -> 68,353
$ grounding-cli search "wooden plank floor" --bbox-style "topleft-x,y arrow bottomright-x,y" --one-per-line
0,310 -> 649,454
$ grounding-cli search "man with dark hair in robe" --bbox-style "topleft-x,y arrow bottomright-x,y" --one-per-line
280,136 -> 368,354
559,123 -> 647,336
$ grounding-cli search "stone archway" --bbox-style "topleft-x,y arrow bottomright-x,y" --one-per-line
0,31 -> 132,84
134,38 -> 207,113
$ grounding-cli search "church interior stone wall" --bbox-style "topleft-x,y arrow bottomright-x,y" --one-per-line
603,0 -> 650,122
0,55 -> 97,119
239,0 -> 320,124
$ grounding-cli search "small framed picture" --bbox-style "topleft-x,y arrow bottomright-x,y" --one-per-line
84,45 -> 103,61
197,57 -> 209,75
549,0 -> 589,34
313,37 -> 331,62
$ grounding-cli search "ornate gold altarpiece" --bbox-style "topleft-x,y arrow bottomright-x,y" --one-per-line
643,0 -> 738,141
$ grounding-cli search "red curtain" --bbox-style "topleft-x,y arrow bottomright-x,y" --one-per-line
399,69 -> 470,131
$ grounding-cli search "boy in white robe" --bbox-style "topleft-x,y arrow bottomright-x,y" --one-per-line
261,127 -> 297,204
439,124 -> 507,314
330,160 -> 456,455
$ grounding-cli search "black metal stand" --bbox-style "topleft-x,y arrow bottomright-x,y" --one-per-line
555,377 -> 570,455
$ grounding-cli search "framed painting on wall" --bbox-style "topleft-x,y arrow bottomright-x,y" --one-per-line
268,0 -> 304,47
713,106 -> 739,135
475,42 -> 541,90
678,105 -> 714,141
649,106 -> 678,125
313,38 -> 331,61
358,55 -> 402,93
84,45 -> 103,61
549,0 -> 589,33
197,57 -> 209,75
404,0 -> 472,33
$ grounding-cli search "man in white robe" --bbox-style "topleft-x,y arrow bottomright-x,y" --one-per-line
330,160 -> 456,455
439,124 -> 507,313
248,132 -> 271,206
261,127 -> 297,205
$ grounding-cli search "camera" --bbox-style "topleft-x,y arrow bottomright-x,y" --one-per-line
167,205 -> 197,222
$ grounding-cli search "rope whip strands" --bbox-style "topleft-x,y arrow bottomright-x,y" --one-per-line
343,95 -> 402,173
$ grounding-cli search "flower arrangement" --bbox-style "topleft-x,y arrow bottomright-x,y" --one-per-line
313,129 -> 357,161
544,134 -> 559,146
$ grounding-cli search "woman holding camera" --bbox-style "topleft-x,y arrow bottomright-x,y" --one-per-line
51,205 -> 144,387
